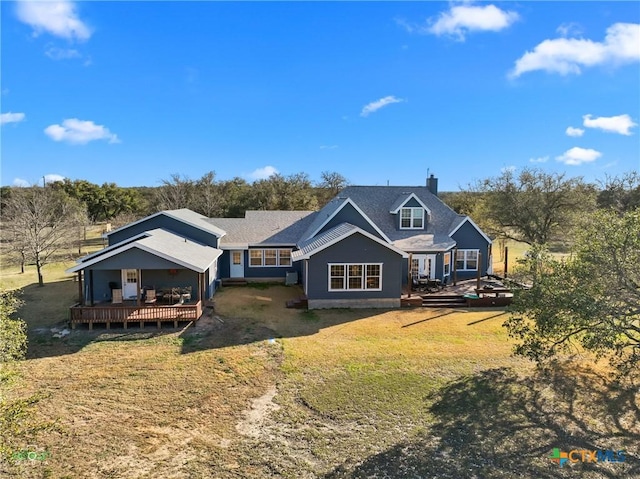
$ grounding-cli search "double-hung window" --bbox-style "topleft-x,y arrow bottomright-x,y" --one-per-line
328,263 -> 382,291
249,248 -> 293,267
456,250 -> 479,271
400,207 -> 424,229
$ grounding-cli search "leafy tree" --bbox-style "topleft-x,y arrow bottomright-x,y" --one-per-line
54,179 -> 144,222
0,291 -> 26,363
469,168 -> 596,246
597,171 -> 640,214
505,208 -> 640,374
0,290 -> 56,464
2,187 -> 88,286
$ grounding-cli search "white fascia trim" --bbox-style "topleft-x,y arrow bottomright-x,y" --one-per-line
75,232 -> 151,263
294,225 -> 408,261
389,193 -> 432,216
306,198 -> 391,243
449,216 -> 493,244
106,210 -> 225,239
66,241 -> 221,274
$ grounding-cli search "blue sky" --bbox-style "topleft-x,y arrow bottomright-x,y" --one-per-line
1,1 -> 639,191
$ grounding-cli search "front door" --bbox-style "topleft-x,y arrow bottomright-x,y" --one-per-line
121,269 -> 138,299
412,254 -> 437,280
230,251 -> 244,278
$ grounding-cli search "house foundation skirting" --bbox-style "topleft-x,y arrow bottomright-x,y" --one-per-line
308,298 -> 401,309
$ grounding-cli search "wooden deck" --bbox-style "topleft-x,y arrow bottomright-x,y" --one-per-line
69,301 -> 203,329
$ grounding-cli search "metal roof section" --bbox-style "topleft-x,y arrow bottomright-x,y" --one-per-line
209,210 -> 317,248
105,208 -> 226,238
293,222 -> 408,261
66,228 -> 222,273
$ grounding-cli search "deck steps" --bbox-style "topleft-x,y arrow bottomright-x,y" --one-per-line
286,296 -> 308,309
421,294 -> 467,308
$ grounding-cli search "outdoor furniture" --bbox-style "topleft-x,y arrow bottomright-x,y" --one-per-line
144,289 -> 157,304
112,289 -> 123,304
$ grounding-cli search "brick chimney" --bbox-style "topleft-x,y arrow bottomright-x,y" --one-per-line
427,174 -> 438,196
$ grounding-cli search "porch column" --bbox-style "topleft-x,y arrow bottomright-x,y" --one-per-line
77,271 -> 83,304
452,248 -> 457,286
198,273 -> 204,301
476,252 -> 482,290
89,270 -> 95,306
136,269 -> 141,306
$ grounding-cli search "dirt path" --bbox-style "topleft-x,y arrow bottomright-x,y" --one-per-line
235,385 -> 280,438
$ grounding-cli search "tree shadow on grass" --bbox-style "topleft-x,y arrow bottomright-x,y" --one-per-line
326,364 -> 639,478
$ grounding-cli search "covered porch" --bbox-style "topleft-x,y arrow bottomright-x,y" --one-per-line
66,228 -> 222,329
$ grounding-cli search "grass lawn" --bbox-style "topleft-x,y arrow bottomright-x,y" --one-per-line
1,274 -> 638,478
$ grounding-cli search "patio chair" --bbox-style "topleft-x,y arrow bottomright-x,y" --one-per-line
112,289 -> 123,304
144,289 -> 157,304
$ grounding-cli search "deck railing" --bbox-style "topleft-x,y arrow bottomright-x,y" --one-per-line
69,301 -> 203,328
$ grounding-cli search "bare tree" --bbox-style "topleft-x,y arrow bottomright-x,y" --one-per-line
3,187 -> 87,286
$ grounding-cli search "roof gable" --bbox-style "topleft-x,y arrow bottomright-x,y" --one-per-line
67,229 -> 222,273
301,197 -> 391,243
106,209 -> 225,240
389,192 -> 431,216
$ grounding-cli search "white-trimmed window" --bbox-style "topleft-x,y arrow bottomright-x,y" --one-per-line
400,207 -> 424,229
328,263 -> 382,291
443,252 -> 451,276
279,249 -> 292,266
248,248 -> 293,267
232,251 -> 242,265
456,249 -> 478,271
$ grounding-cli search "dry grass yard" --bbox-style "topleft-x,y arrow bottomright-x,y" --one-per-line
1,263 -> 638,478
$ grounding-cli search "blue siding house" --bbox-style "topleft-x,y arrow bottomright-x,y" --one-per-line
68,176 -> 491,314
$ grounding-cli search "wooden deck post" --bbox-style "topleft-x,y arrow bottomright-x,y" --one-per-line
452,248 -> 457,286
476,252 -> 482,290
503,247 -> 509,278
77,271 -> 83,304
407,253 -> 412,298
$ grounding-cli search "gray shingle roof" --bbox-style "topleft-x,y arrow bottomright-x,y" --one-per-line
105,208 -> 226,238
67,228 -> 222,273
208,210 -> 317,248
335,186 -> 464,247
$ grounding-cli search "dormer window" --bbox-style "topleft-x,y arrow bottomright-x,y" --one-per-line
400,207 -> 424,229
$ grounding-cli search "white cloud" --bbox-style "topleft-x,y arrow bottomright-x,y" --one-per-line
12,178 -> 30,187
1,112 -> 26,125
556,22 -> 583,38
248,165 -> 278,181
565,126 -> 584,137
44,174 -> 65,184
583,113 -> 637,135
16,0 -> 91,41
529,156 -> 549,163
361,96 -> 404,117
428,4 -> 519,41
45,46 -> 82,60
510,22 -> 640,78
556,147 -> 602,166
44,118 -> 119,145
